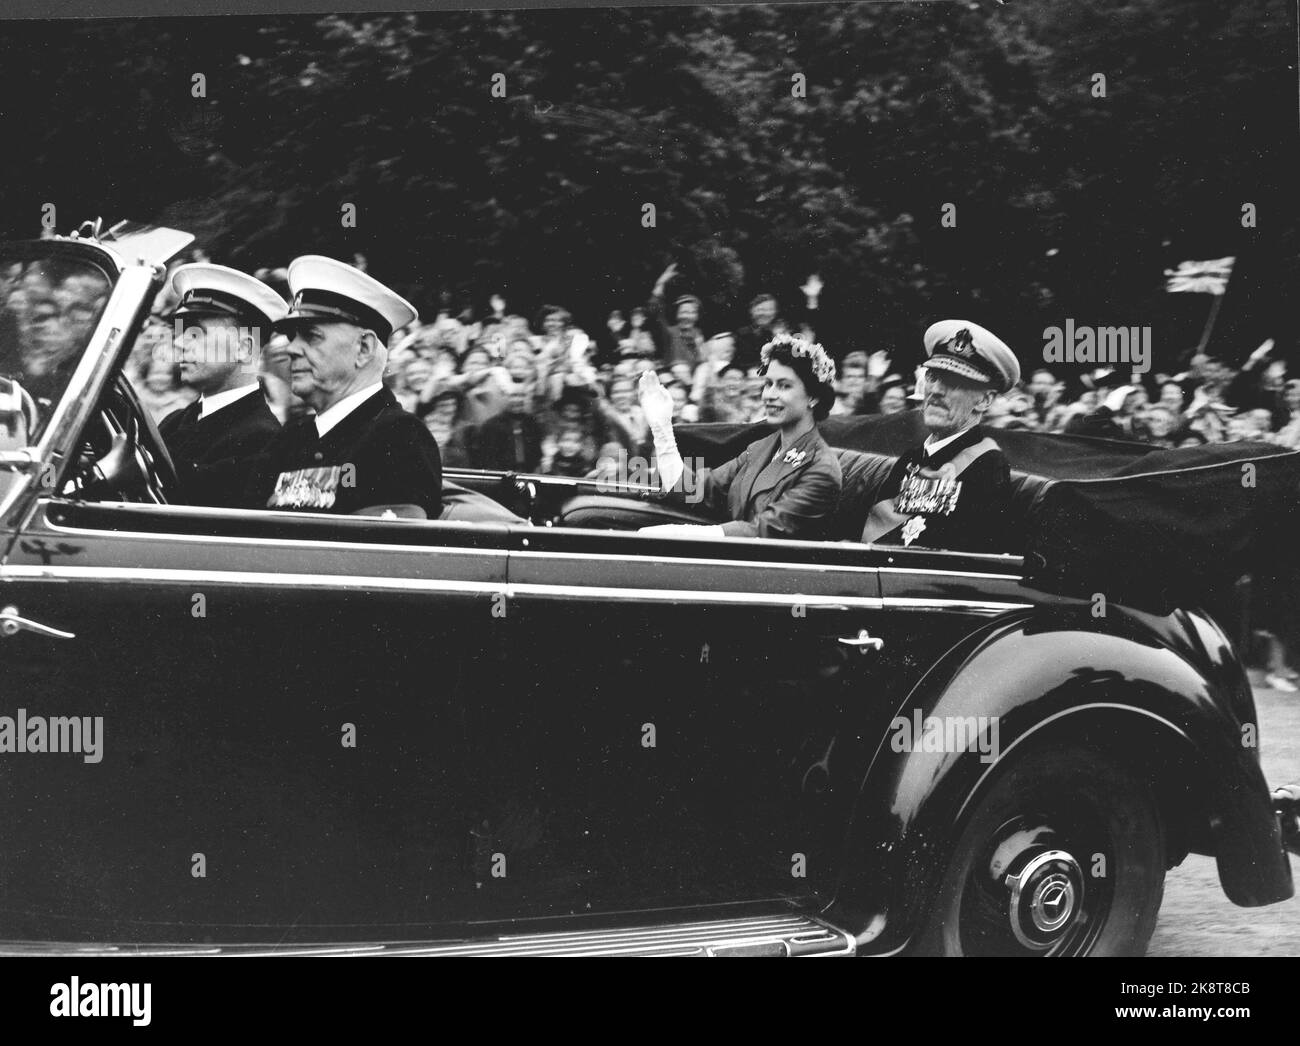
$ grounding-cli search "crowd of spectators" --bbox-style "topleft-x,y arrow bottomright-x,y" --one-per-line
986,339 -> 1300,452
130,247 -> 1300,459
127,260 -> 1300,474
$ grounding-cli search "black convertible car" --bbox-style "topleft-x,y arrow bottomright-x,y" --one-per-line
0,223 -> 1295,956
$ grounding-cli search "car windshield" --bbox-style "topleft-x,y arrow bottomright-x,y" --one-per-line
0,250 -> 113,449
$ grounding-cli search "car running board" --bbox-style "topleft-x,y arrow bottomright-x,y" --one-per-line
0,912 -> 856,957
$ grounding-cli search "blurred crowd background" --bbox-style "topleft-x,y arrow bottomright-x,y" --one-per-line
126,256 -> 1300,486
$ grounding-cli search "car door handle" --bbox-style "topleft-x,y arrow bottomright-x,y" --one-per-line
837,629 -> 884,653
0,605 -> 76,640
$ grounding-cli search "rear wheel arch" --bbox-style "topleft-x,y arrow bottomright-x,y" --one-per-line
958,705 -> 1202,869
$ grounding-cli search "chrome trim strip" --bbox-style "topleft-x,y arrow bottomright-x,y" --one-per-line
867,548 -> 1030,566
509,548 -> 879,576
0,566 -> 883,609
877,567 -> 1023,581
0,913 -> 856,957
0,565 -> 507,597
881,597 -> 1031,613
40,506 -> 507,558
506,582 -> 883,609
0,566 -> 1032,613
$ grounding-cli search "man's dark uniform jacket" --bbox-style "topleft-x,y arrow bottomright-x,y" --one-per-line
244,386 -> 442,518
158,387 -> 281,508
871,424 -> 1011,554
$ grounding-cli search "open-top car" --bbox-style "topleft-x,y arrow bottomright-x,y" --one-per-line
0,224 -> 1295,956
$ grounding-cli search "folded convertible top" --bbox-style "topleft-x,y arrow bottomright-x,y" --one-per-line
1024,442 -> 1300,614
675,410 -> 1300,614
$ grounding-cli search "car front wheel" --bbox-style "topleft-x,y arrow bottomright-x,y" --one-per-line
909,744 -> 1166,956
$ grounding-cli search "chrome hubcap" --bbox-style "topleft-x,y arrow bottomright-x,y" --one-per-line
1004,849 -> 1084,950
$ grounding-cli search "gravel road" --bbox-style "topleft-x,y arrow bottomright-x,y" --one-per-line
1148,677 -> 1300,957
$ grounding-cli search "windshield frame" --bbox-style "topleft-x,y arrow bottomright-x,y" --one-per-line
0,238 -> 160,527
0,242 -> 119,441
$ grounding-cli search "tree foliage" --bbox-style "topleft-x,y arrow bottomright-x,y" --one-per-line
0,2 -> 1293,366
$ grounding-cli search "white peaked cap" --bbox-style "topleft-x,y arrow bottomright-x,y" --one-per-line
278,255 -> 418,343
169,263 -> 289,327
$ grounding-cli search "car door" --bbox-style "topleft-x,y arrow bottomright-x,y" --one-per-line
462,525 -> 892,921
0,497 -> 511,945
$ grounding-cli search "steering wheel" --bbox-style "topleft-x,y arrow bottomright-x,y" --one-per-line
133,398 -> 180,494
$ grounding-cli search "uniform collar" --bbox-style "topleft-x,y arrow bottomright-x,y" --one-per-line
199,383 -> 259,420
314,381 -> 386,438
924,423 -> 979,459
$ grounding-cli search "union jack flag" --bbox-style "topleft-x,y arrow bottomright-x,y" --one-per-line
1164,257 -> 1235,295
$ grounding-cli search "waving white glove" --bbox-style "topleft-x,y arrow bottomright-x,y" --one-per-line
638,370 -> 683,491
638,370 -> 674,433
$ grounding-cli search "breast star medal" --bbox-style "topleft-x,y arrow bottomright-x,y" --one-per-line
901,515 -> 927,547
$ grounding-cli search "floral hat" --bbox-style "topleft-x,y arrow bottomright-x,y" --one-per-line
760,332 -> 836,385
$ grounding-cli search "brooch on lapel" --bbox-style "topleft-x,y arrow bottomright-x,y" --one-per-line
901,515 -> 927,547
782,448 -> 808,467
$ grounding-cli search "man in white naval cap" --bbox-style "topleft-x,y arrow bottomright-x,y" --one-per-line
160,263 -> 288,507
244,256 -> 442,517
860,320 -> 1020,553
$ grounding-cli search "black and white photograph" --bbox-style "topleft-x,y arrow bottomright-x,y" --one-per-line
0,0 -> 1297,996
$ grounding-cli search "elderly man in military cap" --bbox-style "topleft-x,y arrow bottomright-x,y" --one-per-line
244,256 -> 442,518
860,320 -> 1021,553
160,263 -> 288,507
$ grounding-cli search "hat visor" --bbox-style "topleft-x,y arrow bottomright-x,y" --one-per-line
922,357 -> 996,388
168,301 -> 243,323
271,307 -> 350,336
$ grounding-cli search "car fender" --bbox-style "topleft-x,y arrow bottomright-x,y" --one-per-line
823,611 -> 1293,953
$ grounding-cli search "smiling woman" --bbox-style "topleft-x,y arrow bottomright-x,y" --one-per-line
636,334 -> 842,540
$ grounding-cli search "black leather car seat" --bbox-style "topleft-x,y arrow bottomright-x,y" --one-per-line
439,480 -> 529,524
